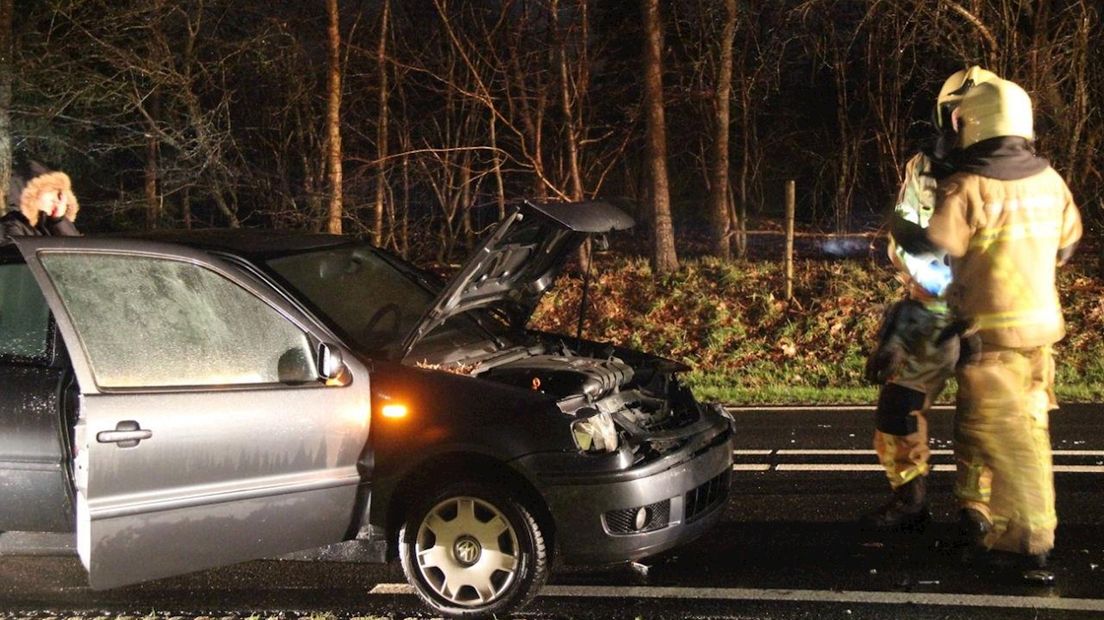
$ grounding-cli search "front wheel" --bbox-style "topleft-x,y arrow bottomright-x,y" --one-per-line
399,481 -> 548,618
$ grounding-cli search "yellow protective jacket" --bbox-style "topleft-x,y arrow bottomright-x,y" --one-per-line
928,166 -> 1081,348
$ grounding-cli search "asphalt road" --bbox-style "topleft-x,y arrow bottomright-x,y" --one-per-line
2,404 -> 1103,619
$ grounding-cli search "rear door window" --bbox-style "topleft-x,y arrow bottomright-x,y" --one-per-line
0,262 -> 51,361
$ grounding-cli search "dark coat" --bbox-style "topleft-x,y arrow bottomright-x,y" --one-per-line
0,210 -> 80,243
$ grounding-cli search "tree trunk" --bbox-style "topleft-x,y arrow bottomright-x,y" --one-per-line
708,0 -> 736,260
489,109 -> 506,220
832,45 -> 853,233
400,135 -> 410,258
325,0 -> 344,234
144,91 -> 161,230
642,0 -> 677,274
553,0 -> 591,269
372,0 -> 390,245
735,80 -> 750,258
0,0 -> 12,205
554,0 -> 584,203
461,147 -> 473,249
182,186 -> 192,230
145,135 -> 159,229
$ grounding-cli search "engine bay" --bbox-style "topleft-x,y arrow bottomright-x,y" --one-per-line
471,337 -> 704,458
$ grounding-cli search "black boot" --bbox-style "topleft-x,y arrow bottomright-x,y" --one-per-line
862,476 -> 929,530
1021,552 -> 1056,586
956,508 -> 991,564
984,549 -> 1057,586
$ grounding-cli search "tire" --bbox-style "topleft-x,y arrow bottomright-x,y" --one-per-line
399,481 -> 548,618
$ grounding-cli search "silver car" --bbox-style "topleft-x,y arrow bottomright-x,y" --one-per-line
0,201 -> 734,617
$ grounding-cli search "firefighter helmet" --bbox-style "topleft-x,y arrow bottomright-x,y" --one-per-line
934,66 -> 999,130
955,78 -> 1034,148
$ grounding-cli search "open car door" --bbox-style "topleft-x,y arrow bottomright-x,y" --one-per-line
13,237 -> 373,589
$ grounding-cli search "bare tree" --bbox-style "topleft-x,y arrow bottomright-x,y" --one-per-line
12,1 -> 258,227
0,0 -> 11,205
371,0 -> 391,245
144,90 -> 161,229
2,0 -> 1099,264
553,0 -> 584,203
708,0 -> 736,260
642,0 -> 678,274
325,0 -> 344,234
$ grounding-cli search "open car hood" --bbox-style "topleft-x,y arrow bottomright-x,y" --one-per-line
401,200 -> 634,358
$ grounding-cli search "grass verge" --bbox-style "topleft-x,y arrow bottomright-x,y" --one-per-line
531,255 -> 1104,406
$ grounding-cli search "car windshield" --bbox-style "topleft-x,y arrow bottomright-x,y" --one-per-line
265,243 -> 511,360
265,244 -> 436,357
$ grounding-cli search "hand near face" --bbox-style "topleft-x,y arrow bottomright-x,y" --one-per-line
36,190 -> 68,219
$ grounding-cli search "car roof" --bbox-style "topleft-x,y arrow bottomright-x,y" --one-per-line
105,228 -> 354,258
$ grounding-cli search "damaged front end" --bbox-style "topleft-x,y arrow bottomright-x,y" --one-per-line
488,338 -> 734,564
381,199 -> 735,567
399,199 -> 731,470
476,338 -> 730,466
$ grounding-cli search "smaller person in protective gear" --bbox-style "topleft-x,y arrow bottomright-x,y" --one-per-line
861,67 -> 997,531
928,77 -> 1081,585
1,162 -> 81,241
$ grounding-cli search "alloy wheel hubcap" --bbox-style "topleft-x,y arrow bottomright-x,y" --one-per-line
415,496 -> 520,606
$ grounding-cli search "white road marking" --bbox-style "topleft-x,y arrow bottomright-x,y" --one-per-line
732,447 -> 1102,474
1052,450 -> 1104,456
775,449 -> 954,456
1054,465 -> 1104,473
763,463 -> 1104,473
368,583 -> 1104,612
726,405 -> 956,413
775,464 -> 884,471
763,449 -> 1102,457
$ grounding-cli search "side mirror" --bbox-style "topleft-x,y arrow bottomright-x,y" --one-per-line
317,342 -> 346,381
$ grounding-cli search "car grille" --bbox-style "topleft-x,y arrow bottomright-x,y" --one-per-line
604,499 -> 671,535
684,469 -> 730,523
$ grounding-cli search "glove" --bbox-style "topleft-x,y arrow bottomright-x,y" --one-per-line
900,251 -> 952,297
890,215 -> 936,255
935,318 -> 976,368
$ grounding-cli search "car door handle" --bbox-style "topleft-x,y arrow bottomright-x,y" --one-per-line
97,421 -> 153,448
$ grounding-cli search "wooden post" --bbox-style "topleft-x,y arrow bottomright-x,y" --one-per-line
785,180 -> 795,301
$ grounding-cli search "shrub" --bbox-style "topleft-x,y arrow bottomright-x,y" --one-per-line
531,255 -> 1104,404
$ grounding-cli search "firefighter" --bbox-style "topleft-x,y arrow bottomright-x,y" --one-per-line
861,67 -> 997,530
928,77 -> 1082,584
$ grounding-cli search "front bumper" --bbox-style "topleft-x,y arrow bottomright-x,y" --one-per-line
525,418 -> 734,565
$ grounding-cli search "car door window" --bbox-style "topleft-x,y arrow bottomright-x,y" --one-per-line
0,262 -> 51,361
39,253 -> 315,389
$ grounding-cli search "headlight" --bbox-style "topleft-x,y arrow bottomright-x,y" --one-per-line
571,409 -> 619,453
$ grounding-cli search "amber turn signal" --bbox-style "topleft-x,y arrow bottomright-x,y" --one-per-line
381,403 -> 409,419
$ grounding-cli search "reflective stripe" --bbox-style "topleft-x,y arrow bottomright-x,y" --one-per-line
894,155 -> 937,227
981,195 -> 1062,217
967,194 -> 1063,251
970,224 -> 1061,248
974,306 -> 1061,330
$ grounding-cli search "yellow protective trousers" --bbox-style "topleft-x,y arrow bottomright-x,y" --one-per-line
873,309 -> 957,489
873,385 -> 936,489
954,345 -> 1057,555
